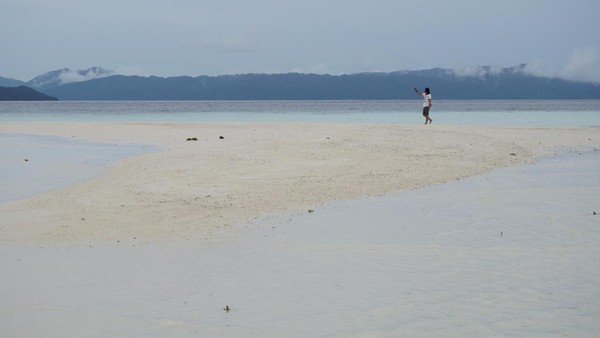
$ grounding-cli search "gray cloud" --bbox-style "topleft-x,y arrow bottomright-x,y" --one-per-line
522,46 -> 600,84
1,0 -> 599,82
559,46 -> 600,83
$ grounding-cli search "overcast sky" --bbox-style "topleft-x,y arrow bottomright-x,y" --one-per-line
2,0 -> 599,82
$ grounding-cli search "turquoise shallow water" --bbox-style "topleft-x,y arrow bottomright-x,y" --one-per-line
0,134 -> 153,202
1,100 -> 600,126
1,152 -> 599,337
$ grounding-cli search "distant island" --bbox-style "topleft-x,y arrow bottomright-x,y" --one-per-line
0,86 -> 58,101
2,66 -> 600,100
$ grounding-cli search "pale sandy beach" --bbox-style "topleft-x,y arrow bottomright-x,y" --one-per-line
2,122 -> 600,337
0,122 -> 598,245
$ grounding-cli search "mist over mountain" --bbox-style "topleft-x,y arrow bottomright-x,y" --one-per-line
45,66 -> 600,100
2,65 -> 599,100
26,67 -> 114,90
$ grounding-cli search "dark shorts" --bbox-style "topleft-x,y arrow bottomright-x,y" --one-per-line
422,106 -> 430,116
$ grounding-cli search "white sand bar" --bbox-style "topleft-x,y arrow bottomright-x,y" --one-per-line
0,122 -> 599,245
1,150 -> 599,337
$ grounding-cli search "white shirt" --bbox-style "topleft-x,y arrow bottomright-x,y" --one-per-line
422,93 -> 432,107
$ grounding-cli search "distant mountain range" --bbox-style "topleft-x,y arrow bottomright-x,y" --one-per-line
27,66 -> 114,90
0,86 -> 57,101
0,67 -> 113,90
1,66 -> 599,100
0,76 -> 26,87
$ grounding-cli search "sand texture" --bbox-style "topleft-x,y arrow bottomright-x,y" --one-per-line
0,122 -> 598,245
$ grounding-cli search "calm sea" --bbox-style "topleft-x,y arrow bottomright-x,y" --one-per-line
1,100 -> 600,126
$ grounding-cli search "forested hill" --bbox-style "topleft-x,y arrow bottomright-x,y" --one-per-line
0,86 -> 58,101
34,67 -> 600,100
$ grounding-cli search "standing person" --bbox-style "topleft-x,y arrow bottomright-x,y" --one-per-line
414,87 -> 432,124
